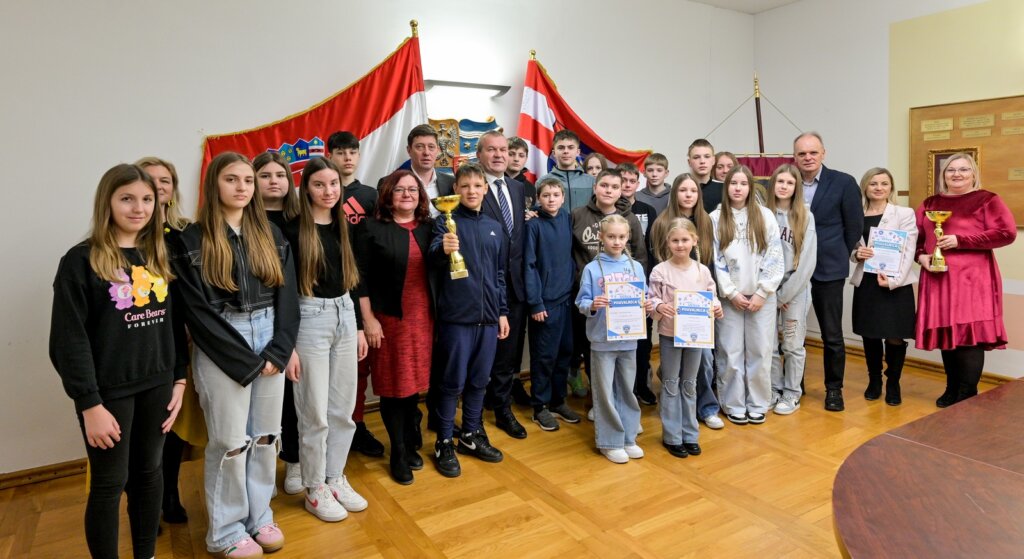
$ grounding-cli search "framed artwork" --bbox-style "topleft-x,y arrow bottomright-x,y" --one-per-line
927,147 -> 979,196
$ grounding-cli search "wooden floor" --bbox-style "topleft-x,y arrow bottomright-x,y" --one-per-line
0,349 -> 998,559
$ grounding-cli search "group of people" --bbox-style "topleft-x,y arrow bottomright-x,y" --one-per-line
49,121 -> 1015,558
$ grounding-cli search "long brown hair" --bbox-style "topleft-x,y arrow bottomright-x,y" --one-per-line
135,156 -> 190,231
88,164 -> 172,282
197,152 -> 284,291
766,163 -> 809,268
253,151 -> 301,222
651,173 -> 713,266
717,165 -> 769,254
296,157 -> 359,296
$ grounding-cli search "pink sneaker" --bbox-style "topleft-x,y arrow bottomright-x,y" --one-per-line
253,523 -> 285,553
220,537 -> 264,558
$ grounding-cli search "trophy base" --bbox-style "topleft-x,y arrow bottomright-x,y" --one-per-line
930,263 -> 948,272
450,269 -> 469,280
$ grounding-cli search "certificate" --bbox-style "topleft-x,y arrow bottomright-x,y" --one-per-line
605,281 -> 646,341
864,227 -> 908,279
674,290 -> 715,348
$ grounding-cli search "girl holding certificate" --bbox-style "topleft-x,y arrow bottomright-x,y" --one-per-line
710,166 -> 784,425
851,168 -> 918,406
576,215 -> 652,464
648,218 -> 722,458
766,164 -> 817,415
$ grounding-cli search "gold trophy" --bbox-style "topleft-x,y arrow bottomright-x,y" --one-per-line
925,210 -> 952,272
431,195 -> 469,279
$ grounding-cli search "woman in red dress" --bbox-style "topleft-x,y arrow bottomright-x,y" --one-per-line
354,170 -> 435,485
915,153 -> 1016,406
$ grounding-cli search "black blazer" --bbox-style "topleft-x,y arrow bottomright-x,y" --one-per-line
809,165 -> 863,282
481,175 -> 526,302
377,170 -> 455,198
353,217 -> 436,319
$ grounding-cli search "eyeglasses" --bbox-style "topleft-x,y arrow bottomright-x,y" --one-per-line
944,167 -> 972,175
393,188 -> 418,195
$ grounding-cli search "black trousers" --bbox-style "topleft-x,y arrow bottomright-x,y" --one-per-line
79,382 -> 170,559
279,378 -> 299,463
811,279 -> 846,390
484,294 -> 528,410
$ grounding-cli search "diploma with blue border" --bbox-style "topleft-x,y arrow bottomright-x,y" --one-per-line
674,290 -> 715,348
864,227 -> 908,279
605,281 -> 646,341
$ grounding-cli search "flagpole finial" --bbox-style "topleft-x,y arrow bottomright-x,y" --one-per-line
753,73 -> 760,98
530,49 -> 536,60
410,20 -> 418,37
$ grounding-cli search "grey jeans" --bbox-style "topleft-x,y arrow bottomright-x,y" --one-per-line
657,336 -> 702,444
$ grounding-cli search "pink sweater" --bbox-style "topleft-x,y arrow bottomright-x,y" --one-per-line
647,260 -> 719,338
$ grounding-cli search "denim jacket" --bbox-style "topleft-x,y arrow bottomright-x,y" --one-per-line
171,222 -> 299,386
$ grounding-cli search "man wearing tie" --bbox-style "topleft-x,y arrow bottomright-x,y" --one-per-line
476,131 -> 530,438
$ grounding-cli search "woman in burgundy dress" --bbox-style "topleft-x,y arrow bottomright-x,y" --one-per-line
916,153 -> 1016,407
354,170 -> 435,484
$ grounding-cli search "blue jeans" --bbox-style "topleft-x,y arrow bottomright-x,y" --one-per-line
590,349 -> 640,449
528,298 -> 573,410
437,323 -> 498,440
771,287 -> 810,400
657,337 -> 702,445
696,348 -> 721,418
193,308 -> 283,552
293,295 -> 358,488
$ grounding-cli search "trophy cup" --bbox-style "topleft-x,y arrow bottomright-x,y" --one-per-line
925,210 -> 952,272
431,195 -> 469,279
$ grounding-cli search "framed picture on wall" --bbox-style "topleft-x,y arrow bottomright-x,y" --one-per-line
927,147 -> 979,196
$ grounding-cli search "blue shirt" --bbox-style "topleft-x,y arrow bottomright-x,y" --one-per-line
803,168 -> 822,205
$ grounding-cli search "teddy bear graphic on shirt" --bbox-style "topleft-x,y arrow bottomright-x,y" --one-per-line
131,266 -> 153,307
108,269 -> 134,310
107,266 -> 167,309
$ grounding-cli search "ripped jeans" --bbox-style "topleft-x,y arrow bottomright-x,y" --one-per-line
657,336 -> 703,445
770,287 -> 810,401
193,308 -> 284,552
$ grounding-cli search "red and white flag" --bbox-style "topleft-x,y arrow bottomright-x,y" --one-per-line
200,36 -> 426,194
516,58 -> 650,183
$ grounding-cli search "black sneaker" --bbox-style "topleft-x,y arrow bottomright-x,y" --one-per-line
433,439 -> 461,477
726,413 -> 748,425
662,441 -> 689,458
824,389 -> 845,412
457,430 -> 504,463
747,413 -> 766,424
352,422 -> 385,457
532,409 -> 559,431
495,407 -> 527,439
549,403 -> 581,424
635,386 -> 658,406
511,378 -> 532,407
683,443 -> 702,456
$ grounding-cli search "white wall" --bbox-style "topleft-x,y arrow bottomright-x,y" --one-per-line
0,0 -> 754,473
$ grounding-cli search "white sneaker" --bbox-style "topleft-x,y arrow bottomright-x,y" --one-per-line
774,397 -> 800,415
586,408 -> 595,422
305,484 -> 347,522
624,444 -> 644,459
283,462 -> 303,495
327,476 -> 368,512
601,448 -> 629,463
768,392 -> 781,411
702,414 -> 725,430
637,423 -> 644,434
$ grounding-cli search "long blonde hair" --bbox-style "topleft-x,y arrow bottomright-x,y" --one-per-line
88,164 -> 172,282
295,157 -> 360,296
650,173 -> 714,266
135,156 -> 190,231
766,164 -> 809,268
197,152 -> 284,291
717,165 -> 769,254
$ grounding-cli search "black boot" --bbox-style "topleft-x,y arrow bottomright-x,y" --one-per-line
956,346 -> 985,402
862,338 -> 884,401
380,398 -> 413,484
161,432 -> 188,523
936,350 -> 959,407
883,341 -> 906,406
404,397 -> 423,470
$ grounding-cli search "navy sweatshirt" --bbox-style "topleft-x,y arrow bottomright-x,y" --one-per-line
428,204 -> 508,325
524,208 -> 575,314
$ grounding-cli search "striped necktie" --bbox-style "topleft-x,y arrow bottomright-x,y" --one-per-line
495,179 -> 513,233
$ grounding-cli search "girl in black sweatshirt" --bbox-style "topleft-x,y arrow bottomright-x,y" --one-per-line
49,163 -> 187,559
170,152 -> 299,557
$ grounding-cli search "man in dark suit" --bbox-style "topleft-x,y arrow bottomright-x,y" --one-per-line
379,124 -> 455,206
794,132 -> 864,412
475,131 -> 530,438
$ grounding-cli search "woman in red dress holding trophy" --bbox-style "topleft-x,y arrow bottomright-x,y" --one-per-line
915,153 -> 1016,407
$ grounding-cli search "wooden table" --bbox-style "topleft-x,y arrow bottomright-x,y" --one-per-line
833,380 -> 1024,558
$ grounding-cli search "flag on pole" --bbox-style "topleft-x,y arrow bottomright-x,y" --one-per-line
515,57 -> 650,184
199,34 -> 426,199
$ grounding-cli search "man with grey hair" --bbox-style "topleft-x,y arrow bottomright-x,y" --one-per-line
792,132 -> 863,412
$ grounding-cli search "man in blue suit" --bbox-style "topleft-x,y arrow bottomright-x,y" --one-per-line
794,132 -> 864,412
476,131 -> 531,438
